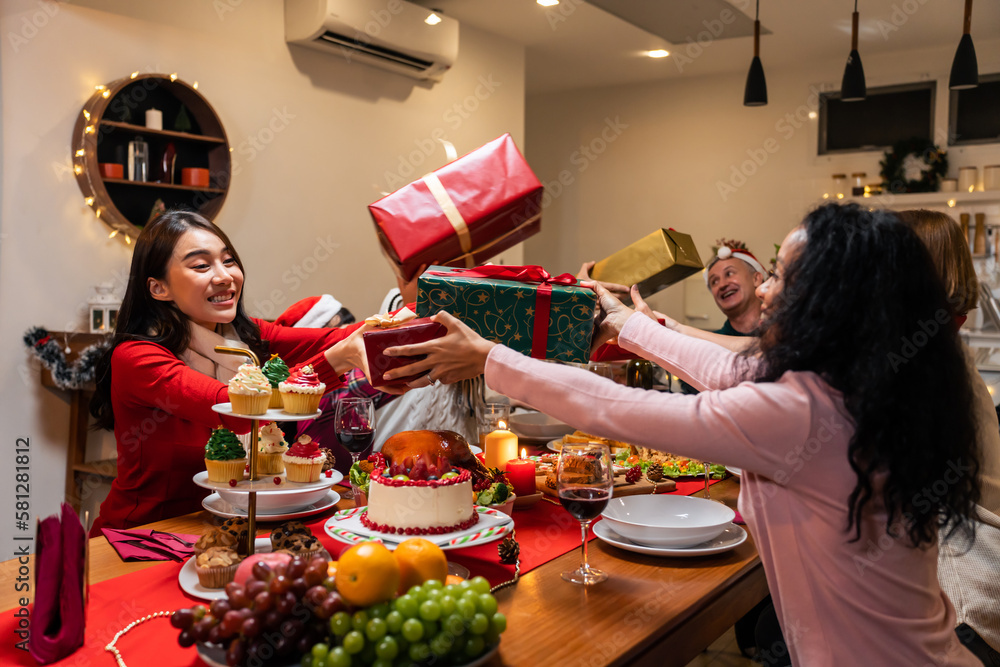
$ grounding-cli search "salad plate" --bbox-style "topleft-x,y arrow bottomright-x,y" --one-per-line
325,506 -> 513,551
593,521 -> 747,557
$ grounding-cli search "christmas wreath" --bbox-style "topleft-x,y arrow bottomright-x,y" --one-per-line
23,327 -> 109,390
879,138 -> 947,194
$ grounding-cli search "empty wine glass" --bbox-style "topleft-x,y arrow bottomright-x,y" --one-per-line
557,442 -> 613,585
335,397 -> 375,500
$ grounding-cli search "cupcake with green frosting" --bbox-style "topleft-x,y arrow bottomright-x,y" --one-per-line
262,354 -> 290,409
205,427 -> 247,483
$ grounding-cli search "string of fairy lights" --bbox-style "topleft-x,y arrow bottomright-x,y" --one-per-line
73,72 -> 207,247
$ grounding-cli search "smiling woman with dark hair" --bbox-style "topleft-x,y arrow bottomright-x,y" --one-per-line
88,210 -> 378,535
384,203 -> 982,666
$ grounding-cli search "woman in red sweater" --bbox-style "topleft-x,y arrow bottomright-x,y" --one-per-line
88,210 -> 374,534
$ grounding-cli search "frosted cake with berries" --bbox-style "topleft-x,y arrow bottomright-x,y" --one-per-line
360,454 -> 478,535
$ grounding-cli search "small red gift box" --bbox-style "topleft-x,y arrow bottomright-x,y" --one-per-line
363,318 -> 447,387
369,134 -> 544,282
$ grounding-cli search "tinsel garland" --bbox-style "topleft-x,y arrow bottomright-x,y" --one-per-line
23,327 -> 109,390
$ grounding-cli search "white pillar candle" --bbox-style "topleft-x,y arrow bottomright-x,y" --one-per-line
145,108 -> 163,130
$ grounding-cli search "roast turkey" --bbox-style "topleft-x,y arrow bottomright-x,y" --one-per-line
381,430 -> 491,482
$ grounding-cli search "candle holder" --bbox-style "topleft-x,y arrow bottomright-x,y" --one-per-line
476,402 -> 510,448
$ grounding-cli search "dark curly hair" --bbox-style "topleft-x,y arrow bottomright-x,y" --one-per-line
90,210 -> 266,430
752,203 -> 979,547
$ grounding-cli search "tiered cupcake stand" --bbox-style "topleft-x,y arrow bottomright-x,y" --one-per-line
193,347 -> 340,556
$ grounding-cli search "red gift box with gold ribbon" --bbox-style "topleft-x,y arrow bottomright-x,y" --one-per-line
369,134 -> 544,282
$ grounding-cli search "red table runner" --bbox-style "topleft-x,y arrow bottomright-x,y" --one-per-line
0,479 -> 718,666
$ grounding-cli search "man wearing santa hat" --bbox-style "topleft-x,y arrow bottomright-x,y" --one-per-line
679,240 -> 766,396
274,294 -> 355,328
704,238 -> 766,337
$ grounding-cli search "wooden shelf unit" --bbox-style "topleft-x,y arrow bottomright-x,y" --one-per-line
71,73 -> 232,238
39,332 -> 114,512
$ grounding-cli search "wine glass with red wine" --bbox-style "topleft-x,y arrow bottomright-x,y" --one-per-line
334,397 -> 375,500
557,442 -> 613,585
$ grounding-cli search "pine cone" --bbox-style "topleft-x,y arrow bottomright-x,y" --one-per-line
498,535 -> 520,565
646,463 -> 664,482
625,465 -> 642,484
319,447 -> 336,472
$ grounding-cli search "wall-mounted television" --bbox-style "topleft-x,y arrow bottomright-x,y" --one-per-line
818,82 -> 935,154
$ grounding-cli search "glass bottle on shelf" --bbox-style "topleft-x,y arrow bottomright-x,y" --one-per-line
851,173 -> 866,196
127,137 -> 149,182
831,174 -> 847,199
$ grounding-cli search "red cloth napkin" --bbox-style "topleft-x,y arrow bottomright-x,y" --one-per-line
102,529 -> 199,562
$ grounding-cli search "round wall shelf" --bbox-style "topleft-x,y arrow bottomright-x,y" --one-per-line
71,73 -> 231,240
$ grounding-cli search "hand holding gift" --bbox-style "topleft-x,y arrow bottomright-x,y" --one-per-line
382,311 -> 496,386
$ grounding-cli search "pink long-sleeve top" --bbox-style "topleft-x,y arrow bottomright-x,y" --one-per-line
485,314 -> 976,667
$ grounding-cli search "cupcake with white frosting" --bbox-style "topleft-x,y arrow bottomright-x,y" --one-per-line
228,363 -> 271,415
257,422 -> 288,474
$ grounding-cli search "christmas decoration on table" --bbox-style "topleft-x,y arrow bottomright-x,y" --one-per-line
24,327 -> 109,390
646,462 -> 665,482
417,265 -> 597,364
498,533 -> 520,565
879,138 -> 948,194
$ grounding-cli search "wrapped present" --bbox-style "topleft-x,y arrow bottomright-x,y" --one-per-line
363,318 -> 447,387
416,265 -> 597,363
590,229 -> 703,299
369,134 -> 544,281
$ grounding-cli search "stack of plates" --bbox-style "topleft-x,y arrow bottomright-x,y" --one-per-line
594,495 -> 746,557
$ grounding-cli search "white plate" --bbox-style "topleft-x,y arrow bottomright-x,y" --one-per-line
193,470 -> 342,493
325,506 -> 513,551
196,639 -> 499,667
211,402 -> 320,422
593,521 -> 747,557
202,490 -> 340,520
726,466 -> 742,478
509,411 -> 575,439
179,537 -> 271,601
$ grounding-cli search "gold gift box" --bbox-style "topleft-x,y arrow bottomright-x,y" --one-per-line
590,229 -> 704,299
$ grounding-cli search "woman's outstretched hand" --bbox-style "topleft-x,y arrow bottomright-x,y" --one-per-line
325,322 -> 409,395
382,311 -> 496,385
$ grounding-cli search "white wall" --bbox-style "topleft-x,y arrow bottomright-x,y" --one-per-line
0,0 -> 525,549
524,38 -> 1000,320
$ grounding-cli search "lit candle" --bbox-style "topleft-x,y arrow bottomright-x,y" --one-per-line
505,449 -> 535,497
484,420 -> 518,470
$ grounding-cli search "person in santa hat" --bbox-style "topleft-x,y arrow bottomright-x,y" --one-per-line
704,238 -> 766,337
274,294 -> 355,329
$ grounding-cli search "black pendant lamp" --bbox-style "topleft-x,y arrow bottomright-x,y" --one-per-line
949,0 -> 978,90
840,0 -> 866,102
743,0 -> 767,106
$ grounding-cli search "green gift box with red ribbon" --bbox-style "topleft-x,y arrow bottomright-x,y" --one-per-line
416,265 -> 597,363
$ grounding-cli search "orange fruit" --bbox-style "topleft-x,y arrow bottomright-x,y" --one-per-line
334,542 -> 400,607
445,574 -> 465,586
393,538 -> 449,595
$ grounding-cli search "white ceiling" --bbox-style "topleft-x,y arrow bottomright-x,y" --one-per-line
412,0 -> 1000,94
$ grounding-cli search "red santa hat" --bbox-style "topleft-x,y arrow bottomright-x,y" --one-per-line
704,242 -> 766,284
275,294 -> 344,328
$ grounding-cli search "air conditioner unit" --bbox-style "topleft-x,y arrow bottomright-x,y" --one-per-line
285,0 -> 459,82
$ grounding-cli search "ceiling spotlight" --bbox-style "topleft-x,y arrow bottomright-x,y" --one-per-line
646,49 -> 670,59
425,13 -> 442,25
537,0 -> 560,6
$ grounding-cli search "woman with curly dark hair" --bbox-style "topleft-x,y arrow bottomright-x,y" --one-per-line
89,210 -> 377,535
384,203 -> 982,666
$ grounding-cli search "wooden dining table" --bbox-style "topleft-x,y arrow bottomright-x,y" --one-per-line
0,477 -> 766,667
